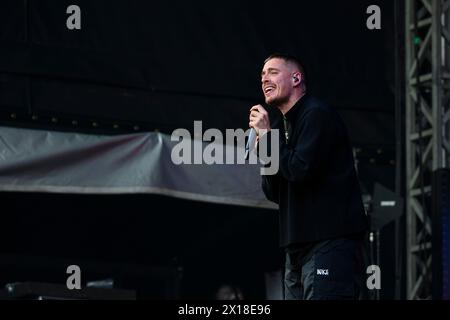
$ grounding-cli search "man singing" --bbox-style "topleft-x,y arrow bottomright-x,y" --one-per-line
249,53 -> 369,300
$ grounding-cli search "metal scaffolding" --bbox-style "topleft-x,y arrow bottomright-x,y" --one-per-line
405,0 -> 450,299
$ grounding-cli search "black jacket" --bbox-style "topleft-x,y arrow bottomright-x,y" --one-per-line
262,95 -> 368,247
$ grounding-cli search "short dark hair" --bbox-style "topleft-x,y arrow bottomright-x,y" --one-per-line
264,53 -> 306,86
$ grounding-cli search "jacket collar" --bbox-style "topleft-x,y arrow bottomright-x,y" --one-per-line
284,93 -> 308,122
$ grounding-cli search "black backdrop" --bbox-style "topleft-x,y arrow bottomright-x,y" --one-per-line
0,0 -> 398,299
0,0 -> 394,142
0,192 -> 281,299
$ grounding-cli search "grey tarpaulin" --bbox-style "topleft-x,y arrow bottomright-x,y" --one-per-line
0,126 -> 277,210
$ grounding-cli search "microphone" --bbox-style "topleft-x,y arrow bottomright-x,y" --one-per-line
245,128 -> 257,160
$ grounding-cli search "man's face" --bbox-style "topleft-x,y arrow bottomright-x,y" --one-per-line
261,58 -> 295,106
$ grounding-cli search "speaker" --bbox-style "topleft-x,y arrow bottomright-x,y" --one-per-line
264,270 -> 283,300
4,282 -> 136,300
432,169 -> 450,300
370,183 -> 403,230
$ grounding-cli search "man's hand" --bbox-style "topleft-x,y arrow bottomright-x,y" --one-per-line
249,104 -> 271,136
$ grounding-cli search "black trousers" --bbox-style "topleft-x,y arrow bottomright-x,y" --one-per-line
284,237 -> 367,300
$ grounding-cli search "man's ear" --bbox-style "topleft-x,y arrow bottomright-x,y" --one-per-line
292,72 -> 302,86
